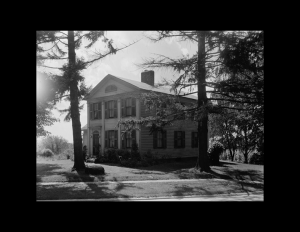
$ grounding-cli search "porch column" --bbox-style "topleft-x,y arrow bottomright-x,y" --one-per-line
117,98 -> 121,149
136,97 -> 141,150
101,101 -> 105,154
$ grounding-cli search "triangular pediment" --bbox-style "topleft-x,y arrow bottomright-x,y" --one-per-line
87,74 -> 138,99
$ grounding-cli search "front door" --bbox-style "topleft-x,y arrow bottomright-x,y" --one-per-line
93,132 -> 99,156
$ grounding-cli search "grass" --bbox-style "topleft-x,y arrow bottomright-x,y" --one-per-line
36,156 -> 263,183
37,155 -> 263,200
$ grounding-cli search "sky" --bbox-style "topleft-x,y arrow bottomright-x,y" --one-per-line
37,31 -> 199,143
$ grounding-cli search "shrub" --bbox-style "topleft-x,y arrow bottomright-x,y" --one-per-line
208,141 -> 224,165
105,149 -> 120,163
141,150 -> 160,165
120,159 -> 137,168
94,156 -> 109,164
40,149 -> 54,158
234,150 -> 244,163
140,160 -> 150,167
57,153 -> 68,160
219,150 -> 230,161
131,142 -> 141,161
116,149 -> 131,160
249,152 -> 263,164
61,149 -> 74,160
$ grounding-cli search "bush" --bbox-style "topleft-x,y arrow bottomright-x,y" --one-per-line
104,149 -> 120,163
56,153 -> 68,160
95,156 -> 109,164
120,159 -> 137,168
219,150 -> 230,161
249,152 -> 263,164
208,141 -> 224,165
116,149 -> 131,160
40,149 -> 54,158
131,142 -> 141,161
61,149 -> 74,160
141,150 -> 160,165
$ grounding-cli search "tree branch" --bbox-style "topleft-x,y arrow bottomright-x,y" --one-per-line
83,40 -> 140,66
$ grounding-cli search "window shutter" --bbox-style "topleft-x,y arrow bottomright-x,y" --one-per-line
132,98 -> 136,116
121,99 -> 125,117
105,102 -> 108,119
114,100 -> 117,118
114,130 -> 118,148
90,103 -> 93,120
182,131 -> 185,148
163,130 -> 167,148
131,130 -> 136,146
94,103 -> 98,119
174,131 -> 177,148
105,131 -> 108,148
153,131 -> 157,149
98,102 -> 102,119
122,132 -> 126,149
191,132 -> 194,148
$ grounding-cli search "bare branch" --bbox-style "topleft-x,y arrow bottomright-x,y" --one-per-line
83,39 -> 140,66
57,38 -> 68,46
37,65 -> 62,70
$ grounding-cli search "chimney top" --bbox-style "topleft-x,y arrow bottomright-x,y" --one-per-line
141,70 -> 154,86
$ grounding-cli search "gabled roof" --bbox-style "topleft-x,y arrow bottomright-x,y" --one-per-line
84,74 -> 197,100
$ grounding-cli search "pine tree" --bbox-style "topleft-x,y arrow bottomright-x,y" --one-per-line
117,31 -> 263,171
37,31 -> 138,171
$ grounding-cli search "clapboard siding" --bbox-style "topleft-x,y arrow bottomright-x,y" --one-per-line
140,120 -> 199,158
140,93 -> 200,158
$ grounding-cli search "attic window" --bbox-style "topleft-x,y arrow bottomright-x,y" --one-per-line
105,85 -> 117,93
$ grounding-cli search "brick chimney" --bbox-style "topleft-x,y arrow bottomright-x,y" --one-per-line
141,70 -> 154,86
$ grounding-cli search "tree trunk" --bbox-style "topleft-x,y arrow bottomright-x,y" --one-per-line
243,151 -> 249,164
243,128 -> 248,164
68,31 -> 85,171
195,31 -> 210,172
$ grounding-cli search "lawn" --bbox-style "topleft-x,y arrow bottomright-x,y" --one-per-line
36,156 -> 263,183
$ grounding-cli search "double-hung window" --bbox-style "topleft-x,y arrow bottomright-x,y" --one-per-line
153,130 -> 167,149
90,102 -> 101,120
121,98 -> 136,117
105,100 -> 117,118
121,130 -> 136,148
105,130 -> 118,148
174,131 -> 185,148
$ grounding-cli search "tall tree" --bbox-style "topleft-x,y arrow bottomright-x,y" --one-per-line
118,31 -> 263,171
36,31 -> 138,171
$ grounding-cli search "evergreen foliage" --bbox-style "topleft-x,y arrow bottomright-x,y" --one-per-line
36,31 -> 138,171
118,31 -> 264,171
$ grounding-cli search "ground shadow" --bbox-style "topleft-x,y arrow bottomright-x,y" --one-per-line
206,169 -> 234,180
216,161 -> 238,166
220,169 -> 263,182
36,163 -> 65,182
